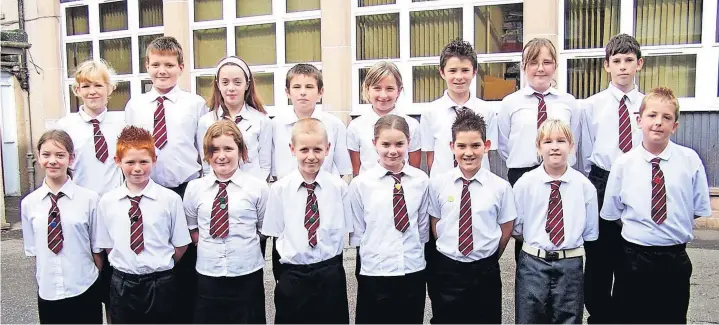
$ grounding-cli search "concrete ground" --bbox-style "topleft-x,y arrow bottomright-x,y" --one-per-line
2,196 -> 719,324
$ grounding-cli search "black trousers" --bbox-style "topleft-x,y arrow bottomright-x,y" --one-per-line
109,269 -> 178,324
614,239 -> 692,324
194,270 -> 266,324
167,181 -> 197,323
271,237 -> 284,281
275,254 -> 349,324
38,278 -> 103,324
508,165 -> 539,263
429,252 -> 501,324
356,269 -> 426,324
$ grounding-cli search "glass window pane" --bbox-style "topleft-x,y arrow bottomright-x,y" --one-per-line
356,14 -> 400,60
141,80 -> 154,93
410,9 -> 463,58
254,73 -> 275,106
100,38 -> 132,75
412,0 -> 437,2
194,0 -> 223,22
196,76 -> 215,104
476,62 -> 520,101
108,81 -> 130,111
634,0 -> 702,46
285,19 -> 321,63
237,0 -> 272,17
194,28 -> 227,69
139,0 -> 163,28
99,1 -> 128,32
564,0 -> 619,50
716,3 -> 718,42
639,55 -> 696,97
66,41 -> 92,78
567,58 -> 608,99
287,0 -> 320,12
236,24 -> 277,65
66,6 -> 89,36
139,34 -> 163,73
475,4 -> 524,54
412,65 -> 445,103
358,67 -> 370,104
359,0 -> 395,6
69,86 -> 80,113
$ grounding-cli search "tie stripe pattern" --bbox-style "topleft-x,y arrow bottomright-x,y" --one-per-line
210,181 -> 230,239
546,180 -> 565,246
389,172 -> 410,233
90,119 -> 109,162
234,115 -> 244,124
303,182 -> 320,247
128,196 -> 145,254
47,192 -> 65,254
651,158 -> 668,224
453,106 -> 467,167
458,179 -> 473,256
534,92 -> 547,128
618,96 -> 633,153
153,96 -> 168,149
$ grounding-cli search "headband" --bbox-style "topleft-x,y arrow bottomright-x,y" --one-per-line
215,57 -> 251,81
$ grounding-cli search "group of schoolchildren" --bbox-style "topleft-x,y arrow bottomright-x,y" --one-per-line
20,31 -> 711,325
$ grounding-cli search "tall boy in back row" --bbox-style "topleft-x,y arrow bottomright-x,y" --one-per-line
580,33 -> 644,324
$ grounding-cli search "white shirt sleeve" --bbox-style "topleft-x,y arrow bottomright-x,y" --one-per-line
341,182 -> 354,234
580,100 -> 595,175
124,100 -> 134,125
419,110 -> 434,151
348,180 -> 366,247
332,120 -> 353,176
417,184 -> 431,244
408,118 -> 421,153
497,99 -> 511,162
600,166 -> 624,221
183,182 -> 199,230
256,182 -> 269,232
170,194 -> 192,247
427,179 -> 441,219
692,159 -> 712,217
258,117 -> 273,181
512,184 -> 524,236
346,120 -> 360,152
569,99 -> 582,169
497,183 -> 517,224
88,194 -> 103,254
484,107 -> 499,151
94,198 -> 113,249
20,199 -> 35,257
583,183 -> 600,241
261,182 -> 284,237
196,120 -> 211,177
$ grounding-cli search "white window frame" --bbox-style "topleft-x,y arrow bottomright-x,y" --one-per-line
351,0 -> 523,116
557,0 -> 719,111
189,0 -> 322,117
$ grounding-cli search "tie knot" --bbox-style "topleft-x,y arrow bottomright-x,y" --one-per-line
235,115 -> 243,124
462,178 -> 471,187
128,195 -> 142,207
156,96 -> 166,104
550,180 -> 561,190
387,172 -> 404,183
89,119 -> 100,126
303,182 -> 317,191
217,180 -> 230,189
620,95 -> 628,104
650,157 -> 661,167
533,92 -> 545,100
49,192 -> 64,203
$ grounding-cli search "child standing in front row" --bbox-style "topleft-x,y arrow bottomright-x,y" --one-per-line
22,130 -> 104,324
184,120 -> 267,324
349,115 -> 430,324
95,126 -> 191,324
602,87 -> 711,324
427,110 -> 515,324
263,118 -> 352,324
347,61 -> 421,175
580,33 -> 645,324
498,38 -> 582,261
512,119 -> 598,324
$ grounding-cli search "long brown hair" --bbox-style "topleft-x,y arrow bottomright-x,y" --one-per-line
37,130 -> 75,178
209,56 -> 266,118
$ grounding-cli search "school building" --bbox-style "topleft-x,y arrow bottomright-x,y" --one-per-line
1,0 -> 718,226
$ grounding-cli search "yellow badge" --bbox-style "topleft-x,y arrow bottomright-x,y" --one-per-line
448,195 -> 455,202
395,184 -> 402,190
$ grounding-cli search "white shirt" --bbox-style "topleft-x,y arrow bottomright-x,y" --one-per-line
183,169 -> 267,277
95,180 -> 191,274
421,91 -> 497,177
428,168 -> 516,261
347,108 -> 421,173
512,164 -> 599,251
271,107 -> 352,179
348,163 -> 430,276
124,86 -> 207,188
21,179 -> 101,300
56,108 -> 124,196
601,142 -> 711,246
498,87 -> 581,168
263,169 -> 353,264
197,104 -> 273,181
581,84 -> 645,173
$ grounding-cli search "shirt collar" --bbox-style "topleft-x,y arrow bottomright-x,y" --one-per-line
147,86 -> 180,104
119,179 -> 159,200
278,106 -> 322,125
522,86 -> 561,97
39,178 -> 76,200
369,162 -> 419,180
537,163 -> 572,184
607,82 -> 640,104
220,104 -> 251,121
639,142 -> 674,162
289,169 -> 331,191
206,168 -> 246,189
367,107 -> 400,120
440,90 -> 474,111
452,167 -> 488,185
78,107 -> 108,122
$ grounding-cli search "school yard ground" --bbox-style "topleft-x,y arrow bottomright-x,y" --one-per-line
1,195 -> 718,324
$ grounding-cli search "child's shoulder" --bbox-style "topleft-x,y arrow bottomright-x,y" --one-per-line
198,110 -> 219,126
565,168 -> 595,190
671,143 -> 703,167
319,110 -> 345,126
405,165 -> 430,183
55,113 -> 81,128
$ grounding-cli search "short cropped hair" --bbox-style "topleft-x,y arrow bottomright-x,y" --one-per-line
639,86 -> 680,121
361,61 -> 403,103
116,126 -> 156,160
605,33 -> 642,61
202,119 -> 249,164
440,38 -> 478,71
451,110 -> 487,142
72,59 -> 116,93
145,36 -> 184,65
285,63 -> 323,90
536,119 -> 574,148
291,118 -> 328,145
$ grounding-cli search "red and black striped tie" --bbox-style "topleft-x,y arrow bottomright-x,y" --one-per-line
618,96 -> 633,153
89,119 -> 109,162
458,178 -> 473,256
47,192 -> 65,254
210,181 -> 230,238
303,182 -> 320,247
546,180 -> 565,246
128,196 -> 144,254
153,96 -> 168,149
389,172 -> 410,233
535,92 -> 547,128
651,158 -> 667,224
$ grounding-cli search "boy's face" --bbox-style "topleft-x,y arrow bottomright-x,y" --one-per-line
75,80 -> 112,112
373,129 -> 408,172
604,53 -> 643,89
637,99 -> 678,146
116,148 -> 155,187
286,75 -> 323,114
209,134 -> 240,179
146,52 -> 184,94
440,57 -> 477,97
538,131 -> 571,169
38,140 -> 74,181
290,132 -> 329,176
367,75 -> 401,114
451,131 -> 490,175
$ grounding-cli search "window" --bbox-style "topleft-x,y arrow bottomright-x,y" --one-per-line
194,28 -> 227,69
236,24 -> 277,65
410,9 -> 463,58
109,81 -> 131,111
194,0 -> 223,22
634,0 -> 702,46
196,75 -> 215,104
100,38 -> 132,75
564,0 -> 619,50
66,41 -> 92,77
477,62 -> 521,101
359,0 -> 395,7
254,73 -> 275,106
66,5 -> 89,36
412,65 -> 444,103
639,55 -> 696,97
356,14 -> 400,60
139,0 -> 164,28
285,19 -> 322,63
567,58 -> 606,99
474,4 -> 524,54
69,86 -> 80,113
287,0 -> 320,13
99,1 -> 128,32
237,0 -> 272,17
139,34 -> 163,73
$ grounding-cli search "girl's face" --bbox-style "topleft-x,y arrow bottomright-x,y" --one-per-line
217,64 -> 248,110
373,128 -> 409,172
368,75 -> 401,115
38,140 -> 73,181
75,80 -> 111,112
525,46 -> 556,92
209,134 -> 240,180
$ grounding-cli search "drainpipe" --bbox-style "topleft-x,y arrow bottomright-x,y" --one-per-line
18,0 -> 36,190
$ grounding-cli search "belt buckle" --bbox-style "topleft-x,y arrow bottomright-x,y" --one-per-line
545,251 -> 559,261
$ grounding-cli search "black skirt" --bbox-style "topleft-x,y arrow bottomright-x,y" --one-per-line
356,269 -> 426,324
194,269 -> 266,324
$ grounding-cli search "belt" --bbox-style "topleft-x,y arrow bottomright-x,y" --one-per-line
522,244 -> 584,261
